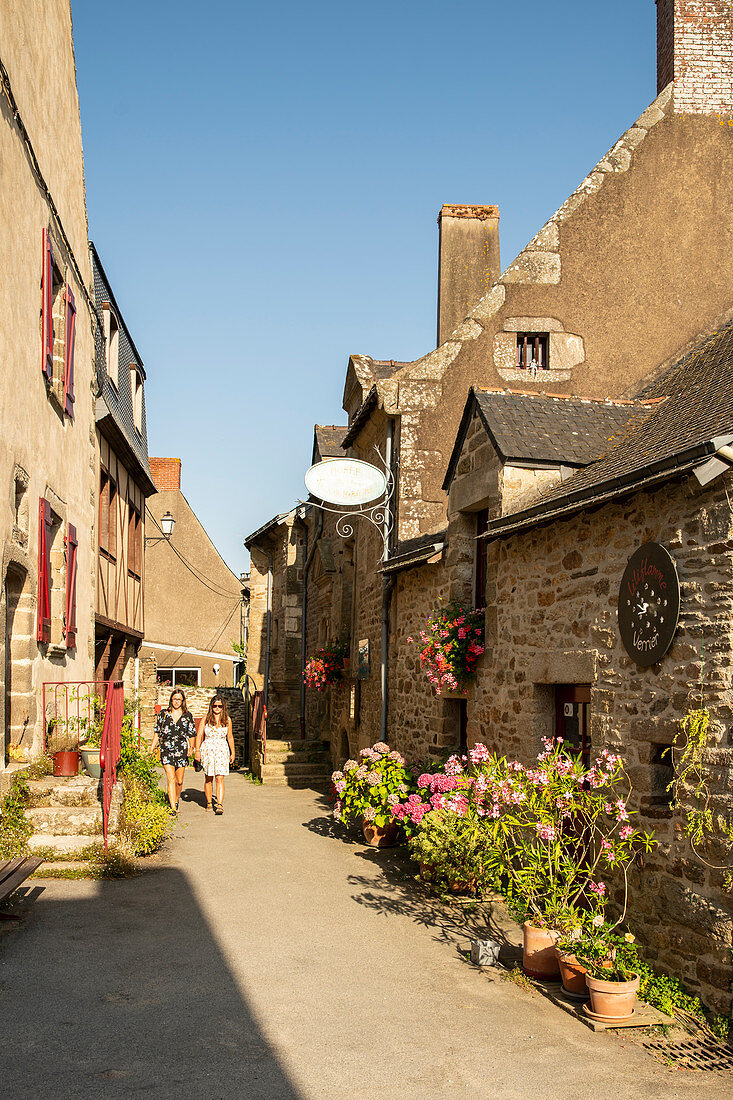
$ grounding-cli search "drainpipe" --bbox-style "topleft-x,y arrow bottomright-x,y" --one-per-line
380,418 -> 395,742
263,547 -> 273,707
299,505 -> 322,738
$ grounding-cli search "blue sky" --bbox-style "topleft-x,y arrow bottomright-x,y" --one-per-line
72,0 -> 657,575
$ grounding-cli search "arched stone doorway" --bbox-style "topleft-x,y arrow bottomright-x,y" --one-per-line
3,564 -> 34,761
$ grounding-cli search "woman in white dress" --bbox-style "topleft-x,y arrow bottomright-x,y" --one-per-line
194,695 -> 235,814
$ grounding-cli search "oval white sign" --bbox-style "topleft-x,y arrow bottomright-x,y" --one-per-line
304,459 -> 387,506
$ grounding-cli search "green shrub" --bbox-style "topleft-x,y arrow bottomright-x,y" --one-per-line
0,776 -> 32,858
636,962 -> 705,1019
118,717 -> 165,802
120,778 -> 172,855
408,808 -> 501,894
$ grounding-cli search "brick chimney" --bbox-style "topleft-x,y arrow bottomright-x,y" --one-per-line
656,0 -> 733,114
149,457 -> 181,491
437,204 -> 500,347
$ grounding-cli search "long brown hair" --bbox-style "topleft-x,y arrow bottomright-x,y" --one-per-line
168,689 -> 189,715
205,695 -> 228,728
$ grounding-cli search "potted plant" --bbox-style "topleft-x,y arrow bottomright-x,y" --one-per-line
47,720 -> 79,777
332,741 -> 413,847
304,639 -> 349,691
407,599 -> 485,696
574,925 -> 640,1021
80,719 -> 102,778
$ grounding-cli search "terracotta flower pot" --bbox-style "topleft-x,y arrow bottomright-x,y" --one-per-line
522,922 -> 561,980
585,972 -> 639,1021
52,750 -> 79,777
554,948 -> 589,998
362,821 -> 400,848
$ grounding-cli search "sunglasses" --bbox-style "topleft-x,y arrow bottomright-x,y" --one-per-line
212,704 -> 222,709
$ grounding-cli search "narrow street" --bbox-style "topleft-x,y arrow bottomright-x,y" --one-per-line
0,775 -> 728,1099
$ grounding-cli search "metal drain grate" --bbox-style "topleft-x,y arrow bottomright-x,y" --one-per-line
642,1035 -> 733,1073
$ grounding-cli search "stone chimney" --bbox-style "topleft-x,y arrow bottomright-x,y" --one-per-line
437,204 -> 500,347
149,457 -> 182,491
656,0 -> 733,114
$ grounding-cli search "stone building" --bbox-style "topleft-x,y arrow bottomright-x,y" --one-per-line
247,1 -> 733,770
91,245 -> 157,688
0,0 -> 97,764
439,324 -> 733,1016
141,457 -> 246,691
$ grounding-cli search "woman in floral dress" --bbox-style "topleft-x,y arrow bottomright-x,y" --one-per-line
194,695 -> 235,814
151,689 -> 196,812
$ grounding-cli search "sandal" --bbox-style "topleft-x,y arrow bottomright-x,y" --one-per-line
206,802 -> 213,812
214,803 -> 223,815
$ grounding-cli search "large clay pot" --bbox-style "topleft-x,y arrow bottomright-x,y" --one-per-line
585,972 -> 639,1021
522,922 -> 560,980
555,948 -> 589,998
362,821 -> 400,848
53,750 -> 79,777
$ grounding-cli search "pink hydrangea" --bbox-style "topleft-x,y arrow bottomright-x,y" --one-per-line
417,773 -> 433,789
372,742 -> 389,755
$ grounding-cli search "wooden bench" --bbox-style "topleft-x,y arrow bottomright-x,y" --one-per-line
0,856 -> 44,918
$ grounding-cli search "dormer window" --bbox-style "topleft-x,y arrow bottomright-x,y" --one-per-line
130,366 -> 143,433
104,305 -> 120,388
517,333 -> 549,371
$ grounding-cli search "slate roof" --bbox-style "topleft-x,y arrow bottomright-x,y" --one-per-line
313,425 -> 347,462
484,322 -> 733,539
378,531 -> 447,575
443,387 -> 658,490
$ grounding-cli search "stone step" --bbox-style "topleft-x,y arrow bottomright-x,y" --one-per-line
260,761 -> 331,779
28,775 -> 100,808
263,749 -> 332,765
260,775 -> 331,790
263,739 -> 328,753
28,834 -> 114,856
27,806 -> 102,836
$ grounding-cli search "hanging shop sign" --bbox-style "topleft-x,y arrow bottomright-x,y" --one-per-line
617,542 -> 680,667
304,459 -> 387,507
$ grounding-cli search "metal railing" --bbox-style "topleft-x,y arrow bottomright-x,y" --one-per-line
99,681 -> 124,849
42,679 -> 124,848
251,690 -> 267,765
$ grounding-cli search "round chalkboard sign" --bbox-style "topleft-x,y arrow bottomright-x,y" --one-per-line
618,543 -> 680,667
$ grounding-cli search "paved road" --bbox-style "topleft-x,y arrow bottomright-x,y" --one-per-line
0,772 -> 730,1099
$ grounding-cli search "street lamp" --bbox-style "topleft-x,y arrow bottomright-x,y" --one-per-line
161,511 -> 175,539
145,509 -> 176,545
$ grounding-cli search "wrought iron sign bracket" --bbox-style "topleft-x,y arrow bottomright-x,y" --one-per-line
299,445 -> 396,564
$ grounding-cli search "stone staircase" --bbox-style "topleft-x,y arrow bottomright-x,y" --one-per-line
26,775 -> 121,860
255,739 -> 332,790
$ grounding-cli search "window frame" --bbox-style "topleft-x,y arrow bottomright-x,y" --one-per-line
99,468 -> 118,562
127,504 -> 142,580
516,333 -> 549,371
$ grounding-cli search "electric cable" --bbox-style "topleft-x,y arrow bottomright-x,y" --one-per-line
145,507 -> 244,599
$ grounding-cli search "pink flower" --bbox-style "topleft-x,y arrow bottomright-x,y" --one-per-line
469,743 -> 490,765
588,881 -> 606,897
536,823 -> 556,842
406,636 -> 413,644
619,825 -> 633,840
592,914 -> 604,927
372,742 -> 389,755
417,773 -> 432,789
616,800 -> 629,821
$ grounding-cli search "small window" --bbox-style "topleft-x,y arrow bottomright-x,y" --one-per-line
99,469 -> 117,561
156,667 -> 201,688
127,505 -> 142,579
104,306 -> 119,388
130,367 -> 143,433
516,333 -> 549,371
14,473 -> 28,543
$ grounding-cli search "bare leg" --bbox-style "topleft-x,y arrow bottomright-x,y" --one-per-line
204,776 -> 213,807
162,764 -> 177,810
174,767 -> 185,807
215,774 -> 225,807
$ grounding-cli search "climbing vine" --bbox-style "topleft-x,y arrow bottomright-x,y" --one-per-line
667,639 -> 733,889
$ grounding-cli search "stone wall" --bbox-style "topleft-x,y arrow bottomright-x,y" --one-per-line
469,472 -> 733,1015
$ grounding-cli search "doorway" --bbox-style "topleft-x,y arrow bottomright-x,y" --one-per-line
4,566 -> 33,758
555,684 -> 590,766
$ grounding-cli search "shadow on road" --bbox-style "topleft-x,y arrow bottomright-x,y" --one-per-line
0,868 -> 303,1100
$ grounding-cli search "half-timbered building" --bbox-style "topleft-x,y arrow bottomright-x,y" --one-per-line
91,246 -> 156,685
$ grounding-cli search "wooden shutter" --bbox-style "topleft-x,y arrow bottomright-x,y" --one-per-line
37,498 -> 52,643
64,286 -> 76,416
41,230 -> 54,379
64,523 -> 78,648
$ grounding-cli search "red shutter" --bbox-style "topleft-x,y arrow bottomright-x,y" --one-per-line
64,523 -> 78,648
64,286 -> 76,417
41,230 -> 54,379
37,498 -> 52,643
